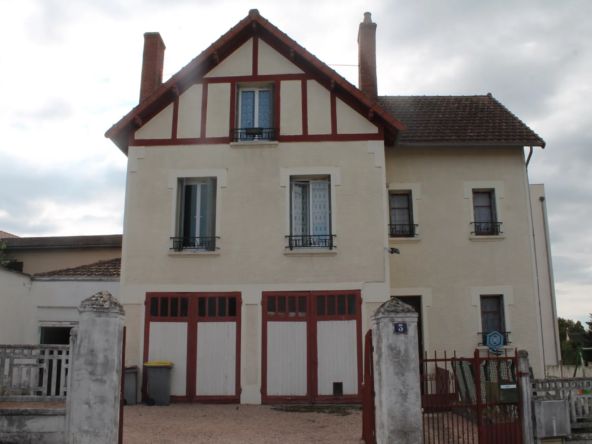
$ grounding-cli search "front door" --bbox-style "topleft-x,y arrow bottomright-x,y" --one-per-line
262,291 -> 362,404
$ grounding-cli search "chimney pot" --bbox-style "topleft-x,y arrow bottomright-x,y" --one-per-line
139,32 -> 166,103
358,12 -> 378,100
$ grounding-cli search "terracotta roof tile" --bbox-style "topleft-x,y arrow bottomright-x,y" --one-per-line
0,230 -> 19,239
34,258 -> 121,278
377,95 -> 545,147
4,234 -> 122,250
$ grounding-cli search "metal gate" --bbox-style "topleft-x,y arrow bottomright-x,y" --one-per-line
421,349 -> 523,444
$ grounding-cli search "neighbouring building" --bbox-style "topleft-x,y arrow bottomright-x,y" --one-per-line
104,10 -> 559,404
0,258 -> 121,344
1,234 -> 122,275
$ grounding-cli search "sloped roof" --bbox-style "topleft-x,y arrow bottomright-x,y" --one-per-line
3,234 -> 122,250
0,230 -> 19,239
34,257 -> 121,278
377,95 -> 545,147
105,9 -> 405,153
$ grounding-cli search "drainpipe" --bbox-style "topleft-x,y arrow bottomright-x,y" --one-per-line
540,195 -> 562,363
526,146 -> 534,168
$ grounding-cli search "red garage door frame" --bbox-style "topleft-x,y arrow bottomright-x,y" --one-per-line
143,292 -> 242,404
262,290 -> 362,404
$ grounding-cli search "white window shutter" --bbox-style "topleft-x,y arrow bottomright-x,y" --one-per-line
291,182 -> 309,236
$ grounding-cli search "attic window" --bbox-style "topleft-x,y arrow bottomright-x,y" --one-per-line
233,84 -> 276,141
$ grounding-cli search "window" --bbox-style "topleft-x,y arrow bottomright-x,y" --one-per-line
389,192 -> 416,237
235,85 -> 275,141
149,296 -> 189,318
472,190 -> 501,235
288,177 -> 334,249
171,178 -> 217,251
480,295 -> 508,345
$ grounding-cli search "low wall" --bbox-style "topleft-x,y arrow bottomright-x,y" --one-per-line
546,365 -> 591,378
0,408 -> 65,444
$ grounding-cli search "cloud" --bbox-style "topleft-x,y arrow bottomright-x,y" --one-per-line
1,0 -> 590,324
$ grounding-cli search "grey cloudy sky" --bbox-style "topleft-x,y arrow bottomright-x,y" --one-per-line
1,0 -> 590,323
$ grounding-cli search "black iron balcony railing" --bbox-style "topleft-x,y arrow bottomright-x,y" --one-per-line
170,237 -> 220,252
478,331 -> 511,347
389,224 -> 418,238
286,235 -> 336,250
471,221 -> 503,236
232,127 -> 278,142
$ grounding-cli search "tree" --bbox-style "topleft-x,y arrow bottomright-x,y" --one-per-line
558,317 -> 585,342
558,316 -> 592,365
0,241 -> 15,267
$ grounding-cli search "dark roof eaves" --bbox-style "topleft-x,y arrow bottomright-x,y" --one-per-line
6,245 -> 122,251
32,276 -> 120,282
395,141 -> 545,148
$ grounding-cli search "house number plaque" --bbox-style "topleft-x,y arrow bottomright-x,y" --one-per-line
393,323 -> 408,334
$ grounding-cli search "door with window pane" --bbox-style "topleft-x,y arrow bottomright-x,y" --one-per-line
262,291 -> 362,404
144,292 -> 241,403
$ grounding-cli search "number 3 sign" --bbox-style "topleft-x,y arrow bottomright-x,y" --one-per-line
393,323 -> 408,334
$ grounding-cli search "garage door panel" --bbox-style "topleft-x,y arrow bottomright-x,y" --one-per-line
196,322 -> 236,396
148,322 -> 187,396
317,320 -> 358,395
267,321 -> 307,396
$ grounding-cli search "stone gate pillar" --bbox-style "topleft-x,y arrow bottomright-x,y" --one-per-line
371,297 -> 423,444
67,291 -> 125,444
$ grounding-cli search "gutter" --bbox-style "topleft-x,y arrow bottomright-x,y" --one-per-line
32,276 -> 120,282
526,146 -> 534,168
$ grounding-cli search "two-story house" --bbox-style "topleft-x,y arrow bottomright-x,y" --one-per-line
105,10 -> 558,405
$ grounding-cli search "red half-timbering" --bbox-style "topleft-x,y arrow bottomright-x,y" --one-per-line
261,290 -> 363,404
106,10 -> 404,154
143,292 -> 242,404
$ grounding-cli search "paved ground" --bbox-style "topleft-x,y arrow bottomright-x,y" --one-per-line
123,404 -> 364,444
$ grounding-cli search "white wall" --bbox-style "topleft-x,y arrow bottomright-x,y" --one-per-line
385,146 -> 545,375
0,271 -> 121,345
0,268 -> 31,343
530,184 -> 561,366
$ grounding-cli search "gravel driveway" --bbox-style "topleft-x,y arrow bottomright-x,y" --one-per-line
123,404 -> 364,444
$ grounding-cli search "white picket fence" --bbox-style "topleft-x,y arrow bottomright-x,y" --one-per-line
532,377 -> 592,431
0,344 -> 71,402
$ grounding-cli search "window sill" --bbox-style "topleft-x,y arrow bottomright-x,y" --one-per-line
230,141 -> 278,149
168,251 -> 221,257
469,235 -> 506,242
389,237 -> 420,244
284,249 -> 337,257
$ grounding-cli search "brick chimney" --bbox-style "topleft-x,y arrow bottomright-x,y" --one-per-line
358,12 -> 378,101
139,32 -> 166,103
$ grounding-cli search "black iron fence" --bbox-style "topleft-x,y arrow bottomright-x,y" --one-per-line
232,127 -> 277,142
170,237 -> 219,252
472,222 -> 503,235
285,235 -> 336,250
389,224 -> 418,237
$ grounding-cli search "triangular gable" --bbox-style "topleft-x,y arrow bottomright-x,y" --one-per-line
105,9 -> 405,154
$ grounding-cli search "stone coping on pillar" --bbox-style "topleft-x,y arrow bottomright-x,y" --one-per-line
371,296 -> 418,321
79,290 -> 125,315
